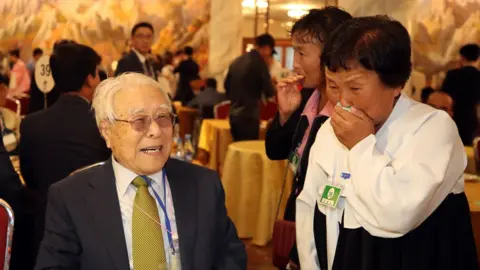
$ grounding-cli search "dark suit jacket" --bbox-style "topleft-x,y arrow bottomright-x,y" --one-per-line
224,50 -> 275,119
114,51 -> 159,80
35,158 -> 247,270
19,94 -> 111,259
441,66 -> 480,145
187,87 -> 227,119
174,58 -> 200,104
28,70 -> 60,114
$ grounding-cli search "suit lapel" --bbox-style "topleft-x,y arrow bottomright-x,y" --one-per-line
129,51 -> 146,74
86,159 -> 129,270
165,159 -> 198,270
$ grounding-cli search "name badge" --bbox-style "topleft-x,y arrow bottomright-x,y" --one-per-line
288,151 -> 300,174
317,184 -> 342,208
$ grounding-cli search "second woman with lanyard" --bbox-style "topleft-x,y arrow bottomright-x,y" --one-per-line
264,6 -> 352,267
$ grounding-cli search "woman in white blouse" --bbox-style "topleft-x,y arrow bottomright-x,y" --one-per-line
296,16 -> 478,270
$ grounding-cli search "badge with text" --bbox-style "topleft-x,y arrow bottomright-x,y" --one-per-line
318,184 -> 342,208
288,151 -> 300,174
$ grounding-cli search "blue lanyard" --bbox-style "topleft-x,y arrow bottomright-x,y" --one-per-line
141,170 -> 175,254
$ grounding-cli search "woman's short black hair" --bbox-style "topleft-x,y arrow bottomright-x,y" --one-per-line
321,15 -> 412,88
291,7 -> 352,44
50,43 -> 101,93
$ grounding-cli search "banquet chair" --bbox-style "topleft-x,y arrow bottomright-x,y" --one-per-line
260,101 -> 277,121
0,199 -> 14,270
473,137 -> 480,174
214,101 -> 231,119
69,162 -> 105,176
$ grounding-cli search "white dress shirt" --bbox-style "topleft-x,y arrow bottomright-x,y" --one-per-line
296,95 -> 466,269
112,157 -> 179,269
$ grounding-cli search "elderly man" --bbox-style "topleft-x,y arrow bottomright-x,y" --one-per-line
35,73 -> 247,270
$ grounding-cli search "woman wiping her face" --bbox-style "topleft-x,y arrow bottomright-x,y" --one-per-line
296,16 -> 478,270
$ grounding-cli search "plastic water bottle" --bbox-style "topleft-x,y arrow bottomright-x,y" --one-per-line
171,124 -> 183,160
175,138 -> 185,160
184,134 -> 195,162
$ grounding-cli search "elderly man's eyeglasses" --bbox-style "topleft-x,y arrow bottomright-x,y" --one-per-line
115,113 -> 177,132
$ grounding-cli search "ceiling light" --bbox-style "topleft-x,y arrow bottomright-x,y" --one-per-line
287,9 -> 308,19
242,0 -> 268,8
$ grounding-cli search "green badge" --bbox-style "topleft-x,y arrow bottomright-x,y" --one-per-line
288,151 -> 300,174
318,184 -> 342,208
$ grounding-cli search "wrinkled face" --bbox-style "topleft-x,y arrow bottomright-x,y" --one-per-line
292,33 -> 322,88
131,27 -> 153,55
427,92 -> 454,117
325,62 -> 402,130
101,87 -> 173,175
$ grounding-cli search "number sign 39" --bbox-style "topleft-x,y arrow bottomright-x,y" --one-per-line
35,55 -> 55,93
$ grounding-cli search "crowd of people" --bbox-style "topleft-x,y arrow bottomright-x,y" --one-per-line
0,5 -> 478,270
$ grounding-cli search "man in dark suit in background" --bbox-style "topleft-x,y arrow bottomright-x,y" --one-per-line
442,43 -> 480,146
35,73 -> 246,270
187,78 -> 227,118
20,43 -> 111,266
114,22 -> 159,80
224,34 -> 276,141
174,46 -> 200,104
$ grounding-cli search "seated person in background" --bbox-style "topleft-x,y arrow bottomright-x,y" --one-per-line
426,91 -> 454,117
420,86 -> 435,103
7,48 -> 31,100
187,78 -> 227,118
0,74 -> 20,152
35,73 -> 247,270
20,43 -> 111,268
28,40 -> 76,114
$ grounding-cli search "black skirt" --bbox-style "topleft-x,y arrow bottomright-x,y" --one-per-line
313,192 -> 479,270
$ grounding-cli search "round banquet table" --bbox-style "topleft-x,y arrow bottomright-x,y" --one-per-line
221,140 -> 291,246
197,119 -> 267,173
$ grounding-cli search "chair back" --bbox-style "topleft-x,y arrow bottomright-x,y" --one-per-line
69,162 -> 105,176
0,199 -> 14,270
214,101 -> 231,119
260,101 -> 277,121
474,137 -> 480,174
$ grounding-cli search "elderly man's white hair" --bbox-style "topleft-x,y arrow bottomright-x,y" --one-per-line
92,72 -> 172,127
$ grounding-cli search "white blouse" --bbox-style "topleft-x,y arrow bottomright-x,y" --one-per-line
295,95 -> 466,270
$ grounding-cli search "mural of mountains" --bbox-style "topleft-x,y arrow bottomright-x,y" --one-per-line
0,0 -> 210,68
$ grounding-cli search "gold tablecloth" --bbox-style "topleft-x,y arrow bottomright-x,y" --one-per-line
466,146 -> 476,174
221,140 -> 291,246
197,119 -> 267,172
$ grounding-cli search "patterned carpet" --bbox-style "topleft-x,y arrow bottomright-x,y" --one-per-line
244,240 -> 276,270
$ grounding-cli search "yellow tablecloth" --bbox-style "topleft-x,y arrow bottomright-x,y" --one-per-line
197,119 -> 267,172
466,146 -> 476,174
221,140 -> 291,246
